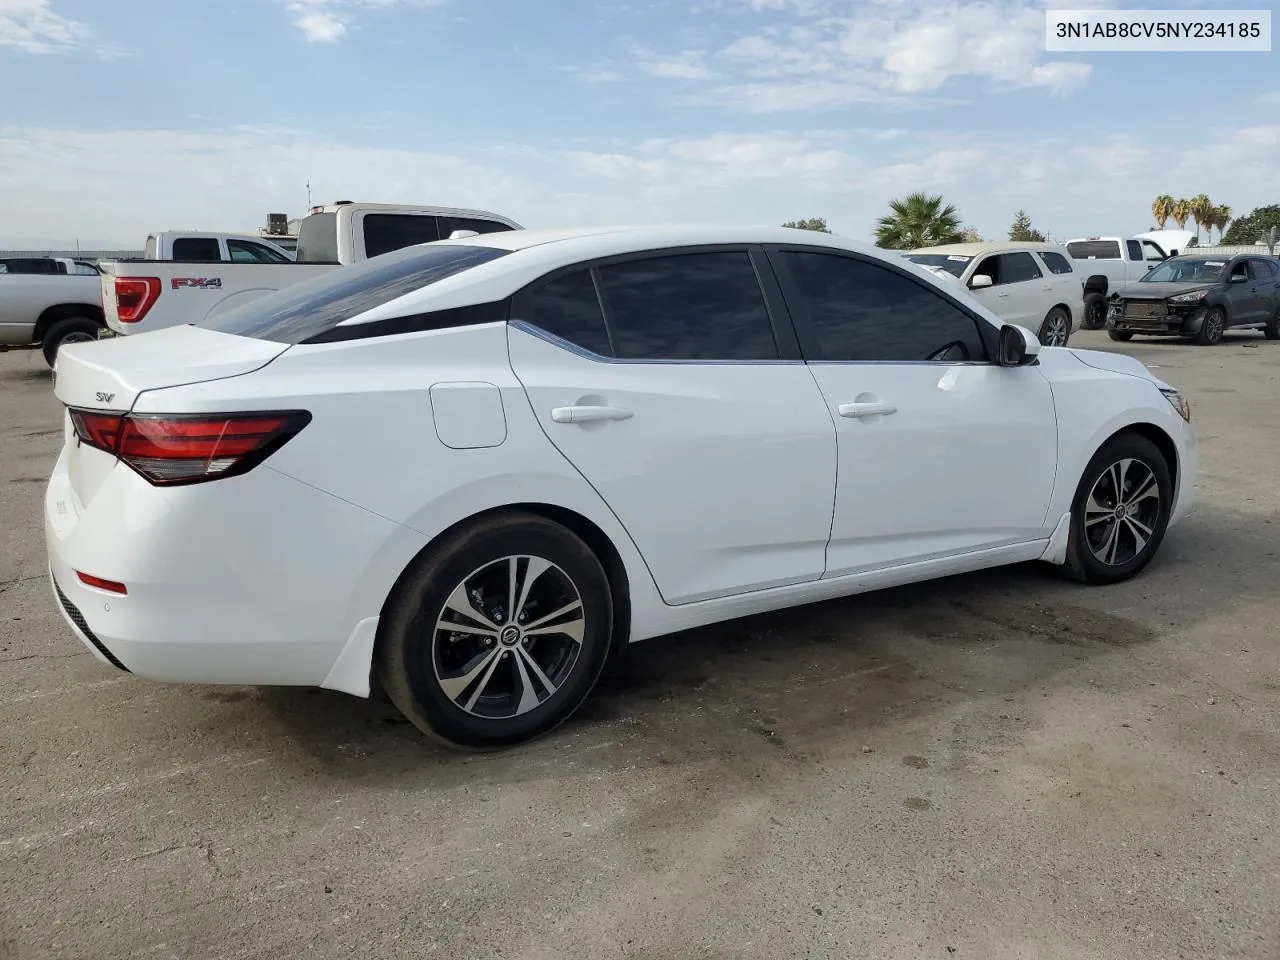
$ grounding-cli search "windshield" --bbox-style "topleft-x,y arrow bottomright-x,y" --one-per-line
903,253 -> 971,278
1142,258 -> 1226,284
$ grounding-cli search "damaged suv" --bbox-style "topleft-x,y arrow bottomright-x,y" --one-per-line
1107,253 -> 1280,345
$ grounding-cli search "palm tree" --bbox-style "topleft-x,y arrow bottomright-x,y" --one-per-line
1213,204 -> 1232,244
1170,198 -> 1192,231
1151,195 -> 1175,230
874,192 -> 965,249
1189,193 -> 1213,242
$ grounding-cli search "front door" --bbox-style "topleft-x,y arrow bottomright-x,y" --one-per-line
967,252 -> 1044,327
767,246 -> 1059,576
507,250 -> 837,605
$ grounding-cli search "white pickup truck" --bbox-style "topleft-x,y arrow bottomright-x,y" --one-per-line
143,231 -> 296,263
1064,235 -> 1172,328
0,257 -> 105,365
97,202 -> 521,337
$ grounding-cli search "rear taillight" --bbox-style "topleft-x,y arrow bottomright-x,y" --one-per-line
69,410 -> 310,485
114,277 -> 161,323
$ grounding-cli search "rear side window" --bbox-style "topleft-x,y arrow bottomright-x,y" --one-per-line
528,270 -> 613,356
1039,251 -> 1073,274
1066,240 -> 1122,260
363,214 -> 441,258
595,252 -> 778,361
295,213 -> 339,263
1126,240 -> 1143,261
172,237 -> 222,261
199,243 -> 511,344
439,216 -> 514,238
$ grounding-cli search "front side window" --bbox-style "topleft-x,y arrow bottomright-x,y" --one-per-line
362,214 -> 441,259
595,251 -> 778,361
199,242 -> 510,344
776,250 -> 988,363
227,239 -> 290,263
527,269 -> 613,356
1039,251 -> 1074,275
1141,241 -> 1167,262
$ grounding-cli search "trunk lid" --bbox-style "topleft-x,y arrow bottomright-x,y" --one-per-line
52,325 -> 288,508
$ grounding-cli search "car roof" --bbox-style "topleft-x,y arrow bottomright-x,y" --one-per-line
907,241 -> 1068,255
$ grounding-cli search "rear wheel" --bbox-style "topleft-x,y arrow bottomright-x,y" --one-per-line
1038,308 -> 1071,347
1083,293 -> 1108,329
1107,329 -> 1133,342
376,512 -> 614,749
1064,433 -> 1172,585
1194,307 -> 1226,345
1264,307 -> 1279,341
41,316 -> 100,366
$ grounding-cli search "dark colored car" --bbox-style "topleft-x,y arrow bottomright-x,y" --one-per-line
1106,253 -> 1280,345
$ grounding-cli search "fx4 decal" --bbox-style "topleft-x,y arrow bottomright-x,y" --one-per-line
171,277 -> 222,289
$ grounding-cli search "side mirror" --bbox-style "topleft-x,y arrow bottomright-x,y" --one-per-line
969,274 -> 994,289
997,324 -> 1041,366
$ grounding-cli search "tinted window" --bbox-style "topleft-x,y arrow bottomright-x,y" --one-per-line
1066,240 -> 1122,260
1254,258 -> 1279,279
363,214 -> 441,258
200,243 -> 510,344
172,237 -> 222,261
596,252 -> 778,361
1039,251 -> 1073,274
999,251 -> 1043,283
778,251 -> 988,363
528,270 -> 613,356
438,216 -> 515,238
1126,240 -> 1143,261
227,239 -> 290,263
295,213 -> 339,263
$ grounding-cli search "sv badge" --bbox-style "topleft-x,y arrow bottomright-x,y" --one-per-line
95,391 -> 115,403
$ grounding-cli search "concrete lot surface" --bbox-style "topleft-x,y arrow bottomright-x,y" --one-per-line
2,330 -> 1278,960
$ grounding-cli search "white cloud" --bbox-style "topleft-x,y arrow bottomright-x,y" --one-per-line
1,123 -> 1275,250
0,0 -> 87,53
282,0 -> 443,43
617,0 -> 1093,109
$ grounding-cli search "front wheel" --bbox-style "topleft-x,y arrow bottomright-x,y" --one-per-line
1038,307 -> 1071,347
1108,329 -> 1133,342
1064,433 -> 1172,585
376,512 -> 614,749
1194,307 -> 1225,345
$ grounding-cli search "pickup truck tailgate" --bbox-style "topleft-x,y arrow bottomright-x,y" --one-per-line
52,326 -> 289,508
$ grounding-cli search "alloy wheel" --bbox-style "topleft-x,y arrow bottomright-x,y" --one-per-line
431,555 -> 585,719
1083,458 -> 1161,566
1043,312 -> 1069,346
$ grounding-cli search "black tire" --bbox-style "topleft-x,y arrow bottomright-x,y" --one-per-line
376,512 -> 614,749
1083,293 -> 1108,329
1038,307 -> 1071,347
1264,307 -> 1279,341
41,316 -> 100,366
1108,329 -> 1133,342
1193,306 -> 1225,345
1064,433 -> 1172,585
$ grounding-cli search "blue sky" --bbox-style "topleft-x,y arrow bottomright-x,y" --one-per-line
0,0 -> 1276,247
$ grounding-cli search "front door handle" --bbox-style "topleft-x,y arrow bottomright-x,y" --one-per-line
838,401 -> 898,419
551,405 -> 634,424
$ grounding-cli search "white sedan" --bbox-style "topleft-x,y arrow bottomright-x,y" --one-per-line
45,225 -> 1196,749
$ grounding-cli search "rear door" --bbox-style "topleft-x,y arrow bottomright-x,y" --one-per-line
507,247 -> 837,605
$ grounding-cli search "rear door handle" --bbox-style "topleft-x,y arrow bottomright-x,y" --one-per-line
838,401 -> 898,419
550,405 -> 633,424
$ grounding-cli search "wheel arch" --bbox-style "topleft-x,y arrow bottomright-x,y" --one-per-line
1083,275 -> 1109,297
1097,421 -> 1180,495
34,303 -> 105,344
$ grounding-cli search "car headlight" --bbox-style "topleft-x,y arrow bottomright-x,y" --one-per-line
1160,387 -> 1191,423
1169,289 -> 1207,304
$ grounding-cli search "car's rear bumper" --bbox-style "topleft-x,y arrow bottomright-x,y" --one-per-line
43,444 -> 422,689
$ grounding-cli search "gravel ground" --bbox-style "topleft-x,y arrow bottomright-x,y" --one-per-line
2,329 -> 1278,960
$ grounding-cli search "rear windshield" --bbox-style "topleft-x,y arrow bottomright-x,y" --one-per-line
199,243 -> 511,344
295,213 -> 339,263
1066,240 -> 1122,260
